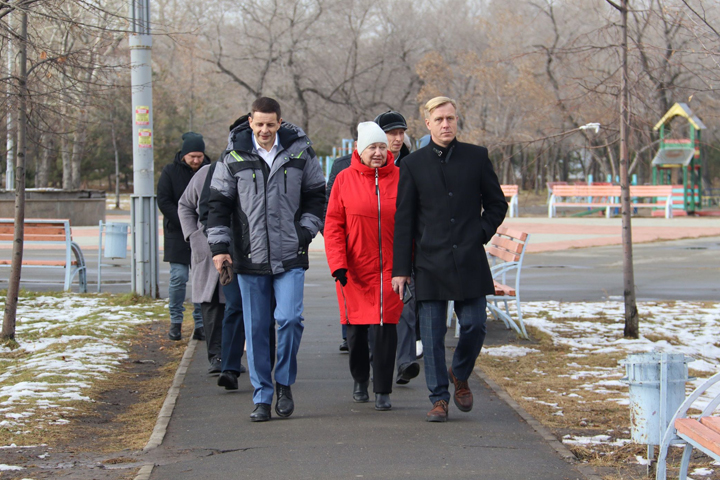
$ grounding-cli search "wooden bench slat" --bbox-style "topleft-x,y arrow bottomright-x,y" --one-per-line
491,236 -> 524,254
0,234 -> 68,242
701,417 -> 720,436
0,225 -> 67,235
675,418 -> 720,455
487,245 -> 519,263
493,281 -> 516,296
501,185 -> 518,196
496,225 -> 528,241
0,260 -> 78,266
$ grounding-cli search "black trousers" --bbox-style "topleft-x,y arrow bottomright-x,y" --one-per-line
201,284 -> 224,363
347,323 -> 397,394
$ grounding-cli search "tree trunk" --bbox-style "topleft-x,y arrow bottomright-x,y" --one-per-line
620,0 -> 639,338
37,129 -> 53,188
5,17 -> 14,191
61,130 -> 71,189
70,122 -> 86,189
3,11 -> 27,340
533,150 -> 540,195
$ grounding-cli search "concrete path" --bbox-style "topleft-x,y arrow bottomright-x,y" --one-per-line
144,251 -> 587,480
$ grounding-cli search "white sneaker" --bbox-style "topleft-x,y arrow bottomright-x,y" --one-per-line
416,340 -> 423,359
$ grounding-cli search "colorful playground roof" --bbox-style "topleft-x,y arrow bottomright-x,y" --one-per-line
653,103 -> 707,131
651,147 -> 695,167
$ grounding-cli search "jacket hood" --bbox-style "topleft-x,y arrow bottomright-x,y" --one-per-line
226,119 -> 310,153
350,149 -> 396,177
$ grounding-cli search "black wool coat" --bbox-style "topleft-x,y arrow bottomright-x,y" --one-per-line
392,139 -> 508,301
157,151 -> 211,264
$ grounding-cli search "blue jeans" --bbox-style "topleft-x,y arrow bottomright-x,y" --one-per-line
221,275 -> 245,374
239,268 -> 305,405
418,297 -> 487,404
168,262 -> 202,328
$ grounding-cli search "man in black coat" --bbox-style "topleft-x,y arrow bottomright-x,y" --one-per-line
157,132 -> 211,342
391,97 -> 507,422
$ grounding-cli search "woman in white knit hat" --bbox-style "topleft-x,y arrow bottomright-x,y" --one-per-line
324,122 -> 404,411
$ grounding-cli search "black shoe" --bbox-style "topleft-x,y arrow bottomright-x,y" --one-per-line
168,323 -> 181,341
207,357 -> 222,375
396,361 -> 420,385
339,339 -> 349,352
352,381 -> 369,403
218,371 -> 238,390
375,393 -> 391,411
275,383 -> 294,418
238,364 -> 247,374
250,403 -> 271,422
192,327 -> 205,341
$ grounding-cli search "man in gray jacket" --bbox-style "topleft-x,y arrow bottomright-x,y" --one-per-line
207,97 -> 325,422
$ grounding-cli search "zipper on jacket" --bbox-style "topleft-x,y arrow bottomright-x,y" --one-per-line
375,168 -> 383,326
284,169 -> 287,193
252,170 -> 258,194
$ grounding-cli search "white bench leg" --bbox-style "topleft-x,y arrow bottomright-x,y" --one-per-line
446,301 -> 455,328
678,444 -> 693,480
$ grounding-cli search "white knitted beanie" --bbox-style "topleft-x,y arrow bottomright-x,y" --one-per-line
357,122 -> 388,155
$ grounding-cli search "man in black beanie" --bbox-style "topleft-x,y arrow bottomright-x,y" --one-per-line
157,132 -> 211,343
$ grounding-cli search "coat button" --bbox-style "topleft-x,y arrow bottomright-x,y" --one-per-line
453,244 -> 457,249
450,218 -> 455,223
448,192 -> 453,197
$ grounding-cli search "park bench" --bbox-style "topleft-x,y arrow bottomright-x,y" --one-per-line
447,225 -> 530,339
501,184 -> 519,218
0,218 -> 87,292
548,184 -> 674,218
656,371 -> 720,480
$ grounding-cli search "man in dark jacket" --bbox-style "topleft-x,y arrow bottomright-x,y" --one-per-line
157,132 -> 211,341
392,97 -> 507,422
207,97 -> 326,422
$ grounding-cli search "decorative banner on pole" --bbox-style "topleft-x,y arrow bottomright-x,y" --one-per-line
135,106 -> 150,125
138,129 -> 152,148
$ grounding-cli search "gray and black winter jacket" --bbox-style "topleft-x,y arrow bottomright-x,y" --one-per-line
206,120 -> 326,275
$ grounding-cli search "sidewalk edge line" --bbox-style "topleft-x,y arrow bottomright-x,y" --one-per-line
142,338 -> 197,453
474,365 -> 604,480
133,463 -> 154,480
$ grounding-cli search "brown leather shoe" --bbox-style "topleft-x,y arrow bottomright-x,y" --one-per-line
449,367 -> 473,412
426,400 -> 448,422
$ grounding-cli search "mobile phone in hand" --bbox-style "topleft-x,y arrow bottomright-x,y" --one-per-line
402,284 -> 413,304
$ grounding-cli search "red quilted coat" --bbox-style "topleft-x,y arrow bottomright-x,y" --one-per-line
325,150 -> 403,325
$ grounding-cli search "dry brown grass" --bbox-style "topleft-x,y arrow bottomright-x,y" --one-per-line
478,322 -> 720,479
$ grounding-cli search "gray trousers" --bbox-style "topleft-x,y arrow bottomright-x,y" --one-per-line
395,277 -> 417,372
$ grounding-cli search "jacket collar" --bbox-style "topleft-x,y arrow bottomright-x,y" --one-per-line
428,137 -> 458,160
350,149 -> 396,176
227,120 -> 310,157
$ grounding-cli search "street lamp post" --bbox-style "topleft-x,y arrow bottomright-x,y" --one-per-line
129,0 -> 159,297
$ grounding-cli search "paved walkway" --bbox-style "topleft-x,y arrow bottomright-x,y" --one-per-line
144,251 -> 589,480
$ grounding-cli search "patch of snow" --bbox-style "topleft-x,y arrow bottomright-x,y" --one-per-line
482,345 -> 540,357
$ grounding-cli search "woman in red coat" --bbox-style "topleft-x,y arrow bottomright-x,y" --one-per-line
325,122 -> 404,411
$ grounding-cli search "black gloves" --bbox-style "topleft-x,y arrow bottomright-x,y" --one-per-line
219,260 -> 234,286
299,227 -> 313,247
332,268 -> 348,286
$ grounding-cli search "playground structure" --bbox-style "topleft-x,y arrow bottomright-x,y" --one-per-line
651,103 -> 706,216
